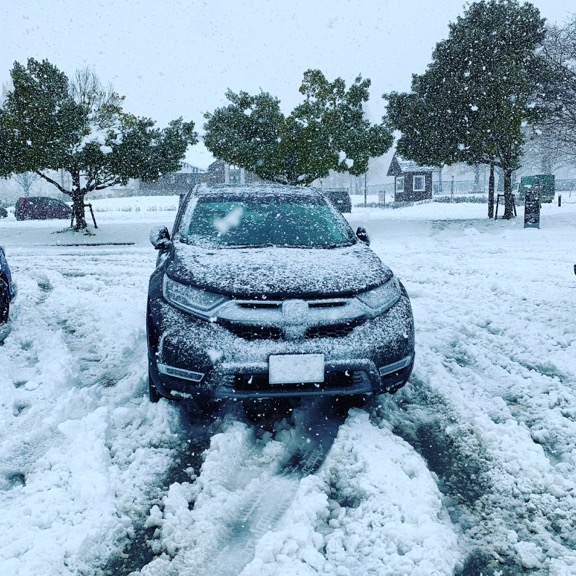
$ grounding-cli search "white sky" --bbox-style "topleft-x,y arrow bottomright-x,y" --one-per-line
2,0 -> 574,169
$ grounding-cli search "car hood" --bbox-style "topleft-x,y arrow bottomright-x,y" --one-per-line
166,241 -> 393,298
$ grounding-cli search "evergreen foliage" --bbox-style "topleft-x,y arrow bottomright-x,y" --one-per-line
0,58 -> 197,229
384,0 -> 559,219
204,69 -> 392,186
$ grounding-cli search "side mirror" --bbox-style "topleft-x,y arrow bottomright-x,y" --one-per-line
150,226 -> 171,250
356,226 -> 370,245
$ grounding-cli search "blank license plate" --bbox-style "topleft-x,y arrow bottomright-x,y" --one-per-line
268,354 -> 325,385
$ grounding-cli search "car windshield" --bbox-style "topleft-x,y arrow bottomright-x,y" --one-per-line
180,193 -> 355,248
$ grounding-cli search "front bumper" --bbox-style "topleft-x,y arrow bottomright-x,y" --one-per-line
147,293 -> 414,401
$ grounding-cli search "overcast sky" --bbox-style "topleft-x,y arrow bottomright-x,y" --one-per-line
2,0 -> 574,169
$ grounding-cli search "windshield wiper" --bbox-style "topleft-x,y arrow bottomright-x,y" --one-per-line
222,243 -> 275,249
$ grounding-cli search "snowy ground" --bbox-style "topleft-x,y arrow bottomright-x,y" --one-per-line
0,194 -> 575,576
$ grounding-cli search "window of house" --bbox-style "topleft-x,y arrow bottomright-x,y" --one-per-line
396,176 -> 404,192
413,175 -> 425,192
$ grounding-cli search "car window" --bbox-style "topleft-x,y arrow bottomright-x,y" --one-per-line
180,194 -> 355,248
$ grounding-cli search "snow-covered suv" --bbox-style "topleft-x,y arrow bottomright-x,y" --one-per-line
146,184 -> 414,410
0,245 -> 16,327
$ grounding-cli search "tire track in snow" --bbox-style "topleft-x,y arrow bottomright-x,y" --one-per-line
196,399 -> 354,576
128,398 -> 352,576
1,247 -> 151,482
389,222 -> 576,574
0,245 -> 185,576
438,315 -> 576,552
129,395 -> 459,576
102,409 -> 222,576
383,367 -> 576,575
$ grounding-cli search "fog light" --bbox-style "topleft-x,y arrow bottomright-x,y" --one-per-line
158,363 -> 205,382
379,355 -> 413,376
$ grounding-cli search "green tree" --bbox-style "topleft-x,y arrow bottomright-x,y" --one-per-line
0,59 -> 197,229
385,0 -> 555,219
204,69 -> 392,186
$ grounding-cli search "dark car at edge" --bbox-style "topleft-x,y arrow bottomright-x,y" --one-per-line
15,196 -> 72,221
146,184 -> 414,413
321,188 -> 352,213
0,245 -> 16,327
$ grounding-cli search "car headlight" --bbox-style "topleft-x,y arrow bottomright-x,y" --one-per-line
356,277 -> 402,315
163,275 -> 229,319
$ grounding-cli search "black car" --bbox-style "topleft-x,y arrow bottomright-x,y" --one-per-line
15,196 -> 71,220
321,188 -> 352,213
0,245 -> 16,326
146,184 -> 414,411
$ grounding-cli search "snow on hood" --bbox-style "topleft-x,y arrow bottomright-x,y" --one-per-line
166,240 -> 393,298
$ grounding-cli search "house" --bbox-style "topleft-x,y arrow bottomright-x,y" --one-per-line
387,153 -> 434,202
203,159 -> 262,185
138,163 -> 205,196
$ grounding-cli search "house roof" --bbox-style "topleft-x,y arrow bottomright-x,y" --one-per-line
387,153 -> 435,177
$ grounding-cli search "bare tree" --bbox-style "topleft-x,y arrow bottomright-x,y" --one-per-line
13,172 -> 39,197
70,67 -> 125,124
535,16 -> 576,165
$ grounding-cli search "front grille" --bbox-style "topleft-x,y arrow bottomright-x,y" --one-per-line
218,296 -> 365,341
306,320 -> 361,339
221,321 -> 361,340
221,318 -> 362,341
308,300 -> 347,309
235,302 -> 281,310
219,320 -> 283,340
232,370 -> 355,391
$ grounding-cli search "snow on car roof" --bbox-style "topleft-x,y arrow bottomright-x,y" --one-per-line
193,183 -> 324,197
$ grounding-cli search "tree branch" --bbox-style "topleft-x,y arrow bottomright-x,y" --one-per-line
35,170 -> 70,195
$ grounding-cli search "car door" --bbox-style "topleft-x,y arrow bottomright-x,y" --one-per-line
46,198 -> 62,218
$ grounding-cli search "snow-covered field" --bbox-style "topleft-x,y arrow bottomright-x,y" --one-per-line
0,194 -> 575,576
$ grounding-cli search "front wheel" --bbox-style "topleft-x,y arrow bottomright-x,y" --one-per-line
0,279 -> 10,324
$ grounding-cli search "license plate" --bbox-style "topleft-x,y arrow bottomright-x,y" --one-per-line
268,354 -> 325,385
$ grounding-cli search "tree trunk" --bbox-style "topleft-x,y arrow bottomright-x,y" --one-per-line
437,166 -> 443,193
496,166 -> 504,192
488,162 -> 495,219
502,167 -> 515,220
473,165 -> 481,193
71,191 -> 87,230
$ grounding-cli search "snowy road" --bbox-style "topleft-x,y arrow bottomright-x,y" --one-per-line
0,197 -> 575,575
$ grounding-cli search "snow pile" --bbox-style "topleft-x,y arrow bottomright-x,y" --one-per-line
0,193 -> 575,575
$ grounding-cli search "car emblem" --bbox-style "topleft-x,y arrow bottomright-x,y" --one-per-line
282,299 -> 308,339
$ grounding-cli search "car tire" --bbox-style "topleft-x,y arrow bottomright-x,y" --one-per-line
0,279 -> 10,324
148,370 -> 161,402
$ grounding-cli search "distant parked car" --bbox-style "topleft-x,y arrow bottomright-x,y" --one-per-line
146,184 -> 414,414
0,246 -> 16,325
0,207 -> 7,219
321,189 -> 352,213
14,196 -> 71,220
